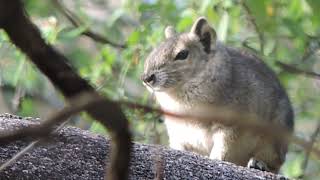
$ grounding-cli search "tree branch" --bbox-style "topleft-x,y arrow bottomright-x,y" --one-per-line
276,61 -> 320,80
0,1 -> 131,179
241,0 -> 265,54
299,122 -> 320,178
51,0 -> 127,49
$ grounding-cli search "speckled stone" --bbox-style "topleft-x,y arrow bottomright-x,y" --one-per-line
0,114 -> 288,180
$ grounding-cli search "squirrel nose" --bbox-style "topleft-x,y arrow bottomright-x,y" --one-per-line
142,74 -> 156,85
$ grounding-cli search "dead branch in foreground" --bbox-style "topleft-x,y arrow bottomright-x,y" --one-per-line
0,1 -> 131,179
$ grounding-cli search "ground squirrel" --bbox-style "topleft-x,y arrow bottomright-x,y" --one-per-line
141,17 -> 294,173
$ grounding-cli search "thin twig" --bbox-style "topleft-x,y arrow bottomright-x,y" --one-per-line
120,100 -> 320,160
51,0 -> 127,49
11,86 -> 25,113
0,93 -> 105,142
276,61 -> 320,80
2,95 -> 320,161
0,93 -> 109,171
241,0 -> 265,53
152,148 -> 165,180
0,141 -> 38,171
299,122 -> 320,178
0,119 -> 68,171
302,36 -> 320,62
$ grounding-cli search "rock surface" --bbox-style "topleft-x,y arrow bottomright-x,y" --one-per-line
0,114 -> 288,180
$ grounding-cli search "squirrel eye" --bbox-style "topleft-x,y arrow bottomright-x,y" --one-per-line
174,50 -> 189,60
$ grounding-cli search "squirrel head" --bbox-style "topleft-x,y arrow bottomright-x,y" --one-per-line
142,17 -> 217,92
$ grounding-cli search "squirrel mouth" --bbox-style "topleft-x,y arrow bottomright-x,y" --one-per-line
143,81 -> 156,92
143,81 -> 165,93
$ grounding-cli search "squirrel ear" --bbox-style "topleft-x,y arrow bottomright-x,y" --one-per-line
165,26 -> 176,39
190,17 -> 217,53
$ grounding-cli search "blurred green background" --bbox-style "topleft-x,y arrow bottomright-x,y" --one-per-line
0,0 -> 319,179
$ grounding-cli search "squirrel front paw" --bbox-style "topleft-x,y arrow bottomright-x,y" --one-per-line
247,158 -> 270,172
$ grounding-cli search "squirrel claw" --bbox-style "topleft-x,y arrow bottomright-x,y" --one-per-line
247,158 -> 270,172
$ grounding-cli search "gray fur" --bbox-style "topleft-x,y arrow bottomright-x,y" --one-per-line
142,17 -> 294,173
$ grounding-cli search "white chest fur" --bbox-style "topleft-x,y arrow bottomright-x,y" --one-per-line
154,91 -> 213,155
164,118 -> 213,155
154,92 -> 187,113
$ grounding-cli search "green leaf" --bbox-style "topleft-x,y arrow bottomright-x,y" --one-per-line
217,12 -> 229,42
282,153 -> 304,177
176,16 -> 193,32
18,98 -> 37,117
127,31 -> 140,46
107,9 -> 125,27
306,0 -> 320,14
245,0 -> 274,31
90,121 -> 108,135
60,26 -> 88,39
101,46 -> 116,66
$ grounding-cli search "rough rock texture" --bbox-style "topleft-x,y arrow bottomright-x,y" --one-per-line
0,114 -> 288,180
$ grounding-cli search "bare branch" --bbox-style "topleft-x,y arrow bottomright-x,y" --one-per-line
276,61 -> 320,80
0,120 -> 68,171
299,122 -> 320,178
0,93 -> 105,142
121,101 -> 320,160
0,140 -> 39,171
11,86 -> 25,113
51,0 -> 127,49
240,0 -> 265,53
0,1 -> 131,179
1,95 -> 320,173
0,93 -> 104,171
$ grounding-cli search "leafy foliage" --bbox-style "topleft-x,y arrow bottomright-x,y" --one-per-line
0,0 -> 319,178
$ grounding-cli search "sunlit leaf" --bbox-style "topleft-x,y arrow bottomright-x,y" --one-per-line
60,26 -> 88,39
